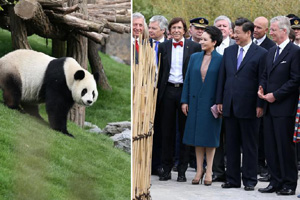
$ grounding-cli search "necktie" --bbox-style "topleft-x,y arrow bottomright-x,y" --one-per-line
237,48 -> 244,69
274,46 -> 280,62
173,41 -> 183,48
254,40 -> 258,44
135,39 -> 139,53
155,41 -> 160,64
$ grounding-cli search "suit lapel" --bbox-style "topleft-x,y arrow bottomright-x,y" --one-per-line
166,40 -> 172,73
272,42 -> 291,69
237,43 -> 256,72
230,45 -> 238,73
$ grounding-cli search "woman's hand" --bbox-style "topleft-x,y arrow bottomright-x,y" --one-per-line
181,104 -> 189,116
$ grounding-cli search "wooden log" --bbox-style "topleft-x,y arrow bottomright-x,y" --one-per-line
106,22 -> 129,33
116,15 -> 130,23
8,6 -> 32,50
14,0 -> 66,39
88,39 -> 112,90
67,0 -> 88,128
50,4 -> 80,14
46,10 -> 107,33
37,0 -> 65,7
78,30 -> 105,45
102,28 -> 110,34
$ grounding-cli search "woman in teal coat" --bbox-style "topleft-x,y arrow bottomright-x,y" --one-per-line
181,26 -> 223,186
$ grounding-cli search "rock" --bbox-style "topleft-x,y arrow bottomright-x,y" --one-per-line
110,129 -> 131,154
84,121 -> 102,134
110,55 -> 126,64
102,121 -> 131,136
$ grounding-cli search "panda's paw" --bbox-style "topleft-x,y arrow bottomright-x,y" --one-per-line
65,132 -> 75,138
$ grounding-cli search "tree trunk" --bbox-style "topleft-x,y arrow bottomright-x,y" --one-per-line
8,6 -> 31,50
88,39 -> 112,90
67,0 -> 88,128
52,39 -> 66,57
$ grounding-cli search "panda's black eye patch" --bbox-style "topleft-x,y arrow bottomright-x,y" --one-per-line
92,91 -> 95,98
81,88 -> 87,96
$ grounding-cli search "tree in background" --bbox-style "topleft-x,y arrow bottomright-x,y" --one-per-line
133,0 -> 300,26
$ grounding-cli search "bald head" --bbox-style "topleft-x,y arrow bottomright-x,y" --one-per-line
253,16 -> 269,39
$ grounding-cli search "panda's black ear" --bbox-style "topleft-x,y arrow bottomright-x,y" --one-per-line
74,70 -> 85,80
93,72 -> 99,82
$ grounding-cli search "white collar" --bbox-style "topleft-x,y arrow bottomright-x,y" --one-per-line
153,37 -> 165,43
222,36 -> 230,46
254,34 -> 266,45
277,38 -> 290,50
239,40 -> 252,53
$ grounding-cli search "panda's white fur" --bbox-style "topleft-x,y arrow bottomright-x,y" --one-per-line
0,49 -> 98,137
63,57 -> 98,106
0,49 -> 54,102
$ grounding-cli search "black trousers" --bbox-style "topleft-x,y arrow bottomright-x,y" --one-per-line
152,109 -> 162,172
258,118 -> 267,167
224,116 -> 259,187
264,113 -> 298,190
160,85 -> 189,175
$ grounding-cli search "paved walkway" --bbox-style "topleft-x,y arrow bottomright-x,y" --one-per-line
150,168 -> 300,200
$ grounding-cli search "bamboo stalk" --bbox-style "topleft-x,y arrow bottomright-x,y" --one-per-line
132,37 -> 159,200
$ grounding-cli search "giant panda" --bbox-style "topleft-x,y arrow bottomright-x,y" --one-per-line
0,49 -> 98,138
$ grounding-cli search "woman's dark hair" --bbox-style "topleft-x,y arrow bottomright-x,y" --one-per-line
204,26 -> 223,47
168,17 -> 188,34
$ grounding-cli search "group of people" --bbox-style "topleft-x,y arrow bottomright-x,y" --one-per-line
132,12 -> 300,196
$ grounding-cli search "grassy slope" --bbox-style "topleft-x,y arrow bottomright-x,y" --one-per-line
0,29 -> 131,200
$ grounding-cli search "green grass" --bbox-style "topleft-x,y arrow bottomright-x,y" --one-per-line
0,29 -> 131,199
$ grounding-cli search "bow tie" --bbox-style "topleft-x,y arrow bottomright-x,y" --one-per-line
173,41 -> 183,48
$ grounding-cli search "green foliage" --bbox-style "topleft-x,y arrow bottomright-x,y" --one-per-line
133,0 -> 300,25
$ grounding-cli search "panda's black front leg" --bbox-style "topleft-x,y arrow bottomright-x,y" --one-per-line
46,98 -> 75,138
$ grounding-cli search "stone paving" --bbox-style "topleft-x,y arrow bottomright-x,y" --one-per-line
150,167 -> 300,200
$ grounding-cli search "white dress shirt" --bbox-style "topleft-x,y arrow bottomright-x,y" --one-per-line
274,38 -> 290,60
216,36 -> 230,55
253,34 -> 266,46
168,38 -> 185,84
237,41 -> 252,60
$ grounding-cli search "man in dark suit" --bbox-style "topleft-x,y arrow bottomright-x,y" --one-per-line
216,18 -> 267,191
214,15 -> 236,55
132,12 -> 145,64
212,15 -> 236,183
258,16 -> 300,195
148,15 -> 168,176
157,17 -> 201,182
253,16 -> 276,50
253,16 -> 276,181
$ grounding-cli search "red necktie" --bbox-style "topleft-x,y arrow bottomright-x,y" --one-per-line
173,41 -> 183,48
135,39 -> 139,53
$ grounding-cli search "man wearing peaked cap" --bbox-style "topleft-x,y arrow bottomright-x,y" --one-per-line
290,17 -> 300,47
189,17 -> 209,43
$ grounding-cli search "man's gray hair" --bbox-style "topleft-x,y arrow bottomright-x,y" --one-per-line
149,15 -> 169,31
270,16 -> 291,35
133,12 -> 145,21
214,15 -> 232,29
